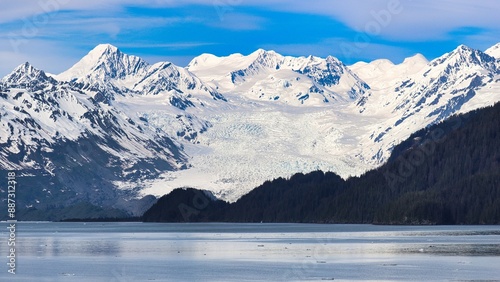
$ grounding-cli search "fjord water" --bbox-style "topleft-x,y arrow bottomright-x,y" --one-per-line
1,223 -> 499,281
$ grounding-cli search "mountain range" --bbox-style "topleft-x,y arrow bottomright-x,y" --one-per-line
1,43 -> 499,219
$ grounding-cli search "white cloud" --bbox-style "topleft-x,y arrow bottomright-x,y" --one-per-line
2,0 -> 498,41
0,0 -> 119,24
227,0 -> 500,41
46,16 -> 187,38
167,0 -> 500,41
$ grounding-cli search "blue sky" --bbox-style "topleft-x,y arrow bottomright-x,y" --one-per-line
0,0 -> 499,76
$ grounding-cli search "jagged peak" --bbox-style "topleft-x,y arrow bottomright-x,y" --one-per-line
448,44 -> 495,61
56,44 -> 149,82
304,54 -> 323,62
454,44 -> 476,54
240,49 -> 284,71
430,45 -> 478,63
325,55 -> 340,62
139,60 -> 203,85
81,43 -> 126,68
251,48 -> 274,56
2,62 -> 54,86
429,44 -> 496,70
325,56 -> 348,69
91,43 -> 119,55
13,61 -> 37,73
249,49 -> 282,61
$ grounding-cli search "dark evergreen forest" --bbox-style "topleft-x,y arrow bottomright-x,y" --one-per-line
143,102 -> 500,224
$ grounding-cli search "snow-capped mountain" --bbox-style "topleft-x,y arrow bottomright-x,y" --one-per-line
57,44 -> 149,82
0,61 -> 187,215
55,44 -> 226,148
356,45 -> 499,163
133,61 -> 226,109
188,49 -> 369,105
56,44 -> 225,109
349,53 -> 428,89
56,44 -> 149,101
3,62 -> 59,89
485,43 -> 500,58
1,43 -> 500,217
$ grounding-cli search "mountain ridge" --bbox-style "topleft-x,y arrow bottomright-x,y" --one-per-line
187,48 -> 370,105
1,43 -> 499,219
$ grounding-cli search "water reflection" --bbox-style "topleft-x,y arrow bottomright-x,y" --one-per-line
21,236 -> 121,257
397,243 -> 500,256
5,222 -> 500,281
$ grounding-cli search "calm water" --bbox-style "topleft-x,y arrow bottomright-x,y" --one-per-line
1,222 -> 500,281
